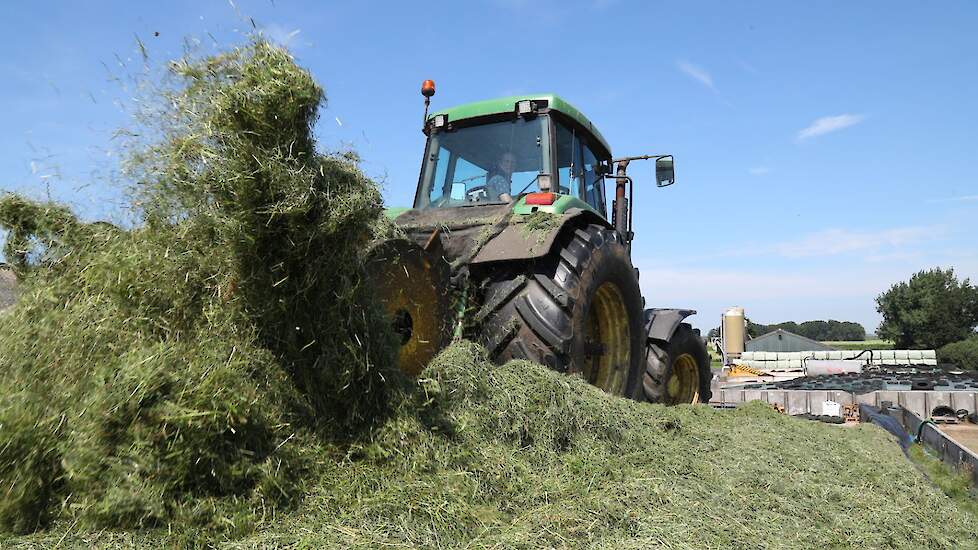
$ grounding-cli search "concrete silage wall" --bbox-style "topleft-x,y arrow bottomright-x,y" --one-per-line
712,387 -> 978,419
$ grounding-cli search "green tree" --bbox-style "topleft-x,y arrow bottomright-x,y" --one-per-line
876,268 -> 978,349
710,319 -> 866,341
938,337 -> 978,370
746,318 -> 769,338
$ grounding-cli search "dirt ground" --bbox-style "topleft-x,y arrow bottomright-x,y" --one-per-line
941,424 -> 978,454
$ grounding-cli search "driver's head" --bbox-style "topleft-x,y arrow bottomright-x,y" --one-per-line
496,152 -> 516,175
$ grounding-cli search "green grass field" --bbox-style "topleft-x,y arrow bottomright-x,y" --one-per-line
823,339 -> 895,351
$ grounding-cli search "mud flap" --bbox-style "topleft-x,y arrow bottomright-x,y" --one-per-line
644,308 -> 696,343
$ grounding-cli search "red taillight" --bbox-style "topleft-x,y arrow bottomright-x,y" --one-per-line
525,192 -> 556,205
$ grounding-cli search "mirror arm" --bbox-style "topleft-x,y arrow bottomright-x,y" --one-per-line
612,154 -> 671,164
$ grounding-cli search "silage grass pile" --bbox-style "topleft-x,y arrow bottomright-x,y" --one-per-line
0,40 -> 399,536
1,41 -> 976,549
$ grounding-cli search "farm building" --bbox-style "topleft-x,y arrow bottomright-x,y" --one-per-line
746,328 -> 835,353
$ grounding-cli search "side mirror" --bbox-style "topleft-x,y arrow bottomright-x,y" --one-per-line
655,155 -> 675,187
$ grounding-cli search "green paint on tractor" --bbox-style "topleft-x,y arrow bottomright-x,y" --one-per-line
428,93 -> 612,156
383,206 -> 411,220
386,194 -> 598,225
510,193 -> 599,217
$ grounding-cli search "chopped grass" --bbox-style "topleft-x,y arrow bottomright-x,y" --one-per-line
0,40 -> 400,535
520,211 -> 561,244
10,341 -> 978,548
0,265 -> 15,311
908,443 -> 978,517
2,38 -> 977,549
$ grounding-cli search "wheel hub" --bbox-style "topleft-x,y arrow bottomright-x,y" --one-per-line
668,353 -> 701,404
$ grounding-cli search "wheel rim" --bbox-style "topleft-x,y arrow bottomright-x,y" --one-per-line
583,282 -> 630,395
365,240 -> 450,376
667,353 -> 700,404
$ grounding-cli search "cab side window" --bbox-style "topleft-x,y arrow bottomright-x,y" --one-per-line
554,123 -> 581,196
581,143 -> 606,216
556,120 -> 609,214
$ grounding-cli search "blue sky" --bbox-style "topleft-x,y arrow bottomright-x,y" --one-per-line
2,1 -> 977,333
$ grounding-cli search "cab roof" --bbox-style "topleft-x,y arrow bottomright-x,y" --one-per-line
429,93 -> 611,156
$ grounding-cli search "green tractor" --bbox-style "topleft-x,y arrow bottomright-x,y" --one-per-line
368,82 -> 711,405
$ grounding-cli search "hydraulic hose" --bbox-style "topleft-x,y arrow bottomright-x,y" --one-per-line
914,419 -> 936,443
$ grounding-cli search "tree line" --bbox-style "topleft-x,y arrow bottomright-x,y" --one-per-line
703,268 -> 977,368
707,319 -> 867,341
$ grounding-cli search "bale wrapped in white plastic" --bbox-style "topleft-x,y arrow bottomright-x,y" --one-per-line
805,360 -> 864,377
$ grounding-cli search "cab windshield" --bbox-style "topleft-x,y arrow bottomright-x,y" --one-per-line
415,117 -> 549,208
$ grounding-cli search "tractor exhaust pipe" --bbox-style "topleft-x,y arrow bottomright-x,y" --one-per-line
613,159 -> 632,251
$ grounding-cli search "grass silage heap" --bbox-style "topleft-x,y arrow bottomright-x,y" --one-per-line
0,40 -> 400,535
1,41 -> 976,548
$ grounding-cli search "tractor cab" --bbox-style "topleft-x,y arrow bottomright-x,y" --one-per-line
414,94 -> 614,219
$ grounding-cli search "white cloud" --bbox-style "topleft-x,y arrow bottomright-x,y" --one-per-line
772,226 -> 940,258
638,268 -> 859,301
676,225 -> 942,264
634,235 -> 978,331
676,61 -> 715,91
748,166 -> 771,176
634,265 -> 904,330
797,113 -> 865,141
926,195 -> 978,204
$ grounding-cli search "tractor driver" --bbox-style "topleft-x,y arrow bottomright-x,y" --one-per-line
486,152 -> 515,202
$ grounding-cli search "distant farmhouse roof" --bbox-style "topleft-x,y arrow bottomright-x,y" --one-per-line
745,328 -> 836,353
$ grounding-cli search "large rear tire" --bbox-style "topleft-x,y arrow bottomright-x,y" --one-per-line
643,323 -> 713,404
474,224 -> 645,398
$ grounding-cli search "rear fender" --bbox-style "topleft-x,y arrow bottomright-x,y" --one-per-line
469,208 -> 611,265
645,308 -> 696,343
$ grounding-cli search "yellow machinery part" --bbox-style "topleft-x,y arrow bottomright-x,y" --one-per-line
364,239 -> 451,376
728,363 -> 766,377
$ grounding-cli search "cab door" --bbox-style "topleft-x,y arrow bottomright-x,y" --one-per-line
580,140 -> 607,217
554,121 -> 583,197
555,120 -> 608,216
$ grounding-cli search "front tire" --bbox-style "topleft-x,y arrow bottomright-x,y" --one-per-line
643,323 -> 713,404
474,224 -> 645,398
